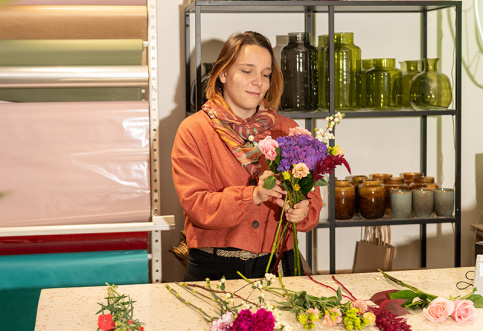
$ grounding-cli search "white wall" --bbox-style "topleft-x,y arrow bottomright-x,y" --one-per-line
157,1 -> 483,282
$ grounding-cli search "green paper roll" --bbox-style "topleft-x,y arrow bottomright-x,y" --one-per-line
0,87 -> 145,102
0,39 -> 144,66
0,250 -> 149,291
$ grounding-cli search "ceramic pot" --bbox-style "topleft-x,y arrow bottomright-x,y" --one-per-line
335,180 -> 356,220
359,179 -> 385,219
412,188 -> 434,217
390,190 -> 412,218
383,177 -> 409,214
434,188 -> 454,217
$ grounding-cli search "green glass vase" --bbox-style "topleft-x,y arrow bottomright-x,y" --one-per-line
366,58 -> 402,110
402,60 -> 420,108
409,58 -> 452,110
316,34 -> 328,110
361,59 -> 374,109
320,32 -> 361,111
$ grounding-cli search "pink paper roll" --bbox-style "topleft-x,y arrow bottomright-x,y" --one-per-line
10,0 -> 146,4
0,101 -> 151,227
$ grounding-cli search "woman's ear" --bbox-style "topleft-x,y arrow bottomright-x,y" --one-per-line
219,70 -> 227,84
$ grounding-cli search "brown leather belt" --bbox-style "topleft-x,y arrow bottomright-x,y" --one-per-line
197,247 -> 269,261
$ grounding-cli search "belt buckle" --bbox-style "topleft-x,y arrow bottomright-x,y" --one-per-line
238,250 -> 251,261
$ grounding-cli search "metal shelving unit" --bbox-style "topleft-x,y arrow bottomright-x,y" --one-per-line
184,1 -> 462,274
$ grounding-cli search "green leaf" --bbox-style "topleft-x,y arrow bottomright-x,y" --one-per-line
389,290 -> 419,306
467,294 -> 483,308
264,175 -> 276,190
299,175 -> 314,195
314,178 -> 328,186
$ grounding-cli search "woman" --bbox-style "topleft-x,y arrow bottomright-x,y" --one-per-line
171,31 -> 323,281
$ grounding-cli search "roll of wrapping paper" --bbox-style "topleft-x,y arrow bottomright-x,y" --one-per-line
0,39 -> 145,66
0,87 -> 145,102
0,5 -> 147,39
0,66 -> 148,88
0,250 -> 149,290
0,101 -> 151,227
10,0 -> 146,4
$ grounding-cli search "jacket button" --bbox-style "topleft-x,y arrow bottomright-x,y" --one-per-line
252,220 -> 259,229
249,179 -> 257,186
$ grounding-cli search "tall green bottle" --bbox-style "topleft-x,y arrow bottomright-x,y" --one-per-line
321,32 -> 361,111
317,34 -> 328,110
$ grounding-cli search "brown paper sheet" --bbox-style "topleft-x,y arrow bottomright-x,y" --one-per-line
0,5 -> 147,39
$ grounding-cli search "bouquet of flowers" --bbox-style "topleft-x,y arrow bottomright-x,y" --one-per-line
96,283 -> 145,331
258,112 -> 350,275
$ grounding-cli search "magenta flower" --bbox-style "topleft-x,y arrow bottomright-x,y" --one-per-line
258,136 -> 279,161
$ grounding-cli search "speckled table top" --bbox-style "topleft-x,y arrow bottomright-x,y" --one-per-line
35,267 -> 482,330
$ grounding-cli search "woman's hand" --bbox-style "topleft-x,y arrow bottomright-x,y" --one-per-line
253,170 -> 286,205
276,198 -> 309,224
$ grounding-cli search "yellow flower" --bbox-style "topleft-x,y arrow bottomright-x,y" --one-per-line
330,145 -> 344,156
363,312 -> 376,324
293,184 -> 301,191
282,171 -> 291,180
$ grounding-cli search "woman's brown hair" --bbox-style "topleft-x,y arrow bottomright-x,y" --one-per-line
205,31 -> 283,109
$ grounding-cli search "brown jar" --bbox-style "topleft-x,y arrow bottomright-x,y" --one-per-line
370,173 -> 393,182
383,177 -> 409,214
335,180 -> 356,220
350,175 -> 368,214
400,172 -> 424,186
409,175 -> 439,190
359,179 -> 385,219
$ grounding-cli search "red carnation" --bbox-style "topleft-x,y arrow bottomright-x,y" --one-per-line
98,314 -> 115,331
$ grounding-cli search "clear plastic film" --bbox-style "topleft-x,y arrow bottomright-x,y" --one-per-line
0,101 -> 151,227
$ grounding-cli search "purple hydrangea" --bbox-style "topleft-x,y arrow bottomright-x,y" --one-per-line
276,134 -> 328,172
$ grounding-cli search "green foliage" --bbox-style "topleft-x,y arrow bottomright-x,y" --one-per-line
264,175 -> 276,190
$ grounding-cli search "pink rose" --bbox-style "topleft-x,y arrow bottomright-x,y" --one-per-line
289,126 -> 312,137
258,136 -> 278,161
451,299 -> 477,323
423,297 -> 455,323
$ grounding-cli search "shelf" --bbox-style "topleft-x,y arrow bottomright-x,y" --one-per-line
185,1 -> 457,14
187,109 -> 457,119
316,215 -> 456,228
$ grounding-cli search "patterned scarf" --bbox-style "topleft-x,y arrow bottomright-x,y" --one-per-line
203,92 -> 277,178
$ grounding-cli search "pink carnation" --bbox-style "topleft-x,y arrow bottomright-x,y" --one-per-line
423,297 -> 455,323
258,136 -> 279,161
289,126 -> 312,137
292,162 -> 310,179
351,299 -> 368,314
323,307 -> 342,327
211,311 -> 235,331
451,299 -> 477,323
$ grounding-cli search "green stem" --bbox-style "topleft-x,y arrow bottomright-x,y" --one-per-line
293,223 -> 300,276
166,285 -> 214,322
379,269 -> 437,301
266,193 -> 289,273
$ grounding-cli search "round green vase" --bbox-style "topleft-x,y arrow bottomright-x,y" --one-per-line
409,58 -> 452,110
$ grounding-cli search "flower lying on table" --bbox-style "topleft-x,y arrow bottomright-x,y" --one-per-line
96,283 -> 144,331
259,112 -> 350,275
167,272 -> 377,330
373,270 -> 482,326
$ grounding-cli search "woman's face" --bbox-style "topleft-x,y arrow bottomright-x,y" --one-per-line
219,44 -> 272,119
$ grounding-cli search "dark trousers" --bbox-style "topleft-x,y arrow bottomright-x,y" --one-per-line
184,248 -> 295,281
